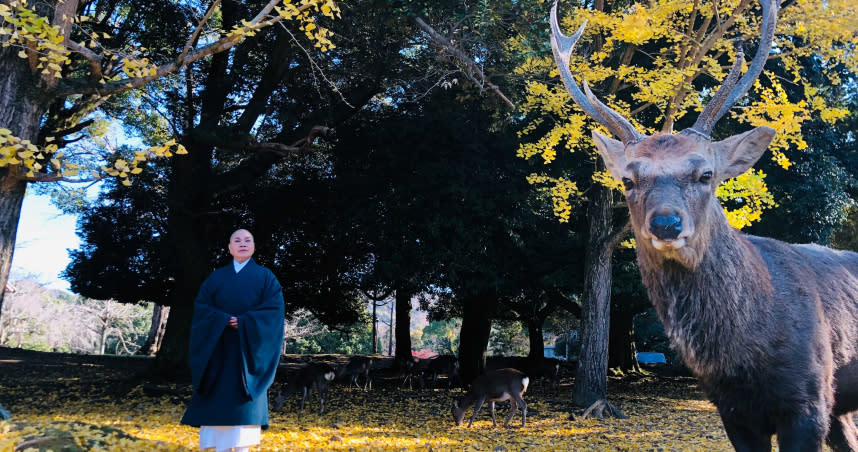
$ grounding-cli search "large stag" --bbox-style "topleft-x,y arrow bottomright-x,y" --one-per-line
550,0 -> 858,450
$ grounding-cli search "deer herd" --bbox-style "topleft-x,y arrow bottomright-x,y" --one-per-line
272,354 -> 562,427
275,0 -> 858,449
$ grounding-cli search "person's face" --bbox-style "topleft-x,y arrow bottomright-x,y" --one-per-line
228,230 -> 255,263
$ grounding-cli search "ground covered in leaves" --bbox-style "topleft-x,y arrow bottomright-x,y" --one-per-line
0,347 -> 738,451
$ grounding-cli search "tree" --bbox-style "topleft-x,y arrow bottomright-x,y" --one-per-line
0,0 -> 339,314
419,319 -> 461,355
62,1 -> 441,375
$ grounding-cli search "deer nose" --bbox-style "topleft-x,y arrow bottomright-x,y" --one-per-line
649,213 -> 683,240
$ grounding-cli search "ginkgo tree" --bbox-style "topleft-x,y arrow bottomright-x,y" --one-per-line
0,0 -> 340,309
518,0 -> 855,225
512,0 -> 857,413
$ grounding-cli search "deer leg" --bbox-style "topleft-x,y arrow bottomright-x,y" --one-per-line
826,413 -> 858,452
489,401 -> 498,427
468,396 -> 486,428
319,386 -> 327,414
504,399 -> 517,428
300,386 -> 309,414
721,416 -> 771,452
513,393 -> 527,427
273,389 -> 285,412
776,413 -> 827,452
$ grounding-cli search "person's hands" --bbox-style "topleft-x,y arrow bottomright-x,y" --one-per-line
228,316 -> 238,329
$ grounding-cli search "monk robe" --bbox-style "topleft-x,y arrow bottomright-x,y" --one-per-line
181,258 -> 285,428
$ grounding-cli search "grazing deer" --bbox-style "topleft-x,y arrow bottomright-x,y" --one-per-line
451,368 -> 529,428
399,356 -> 430,390
339,356 -> 373,391
487,356 -> 561,392
550,0 -> 858,450
274,362 -> 336,417
427,355 -> 461,388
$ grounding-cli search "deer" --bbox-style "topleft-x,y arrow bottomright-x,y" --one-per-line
427,354 -> 461,389
550,0 -> 858,450
273,362 -> 336,417
523,357 -> 562,393
451,368 -> 529,428
399,355 -> 431,390
339,356 -> 373,391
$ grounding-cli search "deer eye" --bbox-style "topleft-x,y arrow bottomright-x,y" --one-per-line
622,177 -> 635,191
698,171 -> 713,184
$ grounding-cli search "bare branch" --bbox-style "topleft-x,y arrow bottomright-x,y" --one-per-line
66,40 -> 103,82
248,125 -> 330,156
178,0 -> 222,65
278,23 -> 354,109
42,119 -> 94,142
415,16 -> 515,110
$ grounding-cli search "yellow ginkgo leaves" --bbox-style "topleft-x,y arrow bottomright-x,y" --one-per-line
1,1 -> 71,79
516,0 -> 858,228
0,349 -> 742,451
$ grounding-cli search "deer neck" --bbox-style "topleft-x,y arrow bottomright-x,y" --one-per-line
636,213 -> 774,376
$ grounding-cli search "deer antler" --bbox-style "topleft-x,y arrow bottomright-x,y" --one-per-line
550,1 -> 644,144
688,0 -> 778,137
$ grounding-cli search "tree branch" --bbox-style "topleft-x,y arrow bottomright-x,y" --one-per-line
414,17 -> 515,110
178,0 -> 221,65
55,0 -> 314,98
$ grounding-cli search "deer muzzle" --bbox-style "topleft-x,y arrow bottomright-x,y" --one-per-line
641,187 -> 693,251
650,212 -> 683,240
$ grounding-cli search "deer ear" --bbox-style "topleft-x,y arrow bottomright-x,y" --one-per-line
712,127 -> 775,181
591,131 -> 627,182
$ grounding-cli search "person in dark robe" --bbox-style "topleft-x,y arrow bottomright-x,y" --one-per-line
181,229 -> 285,452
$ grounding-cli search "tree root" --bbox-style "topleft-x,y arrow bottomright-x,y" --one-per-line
578,399 -> 628,420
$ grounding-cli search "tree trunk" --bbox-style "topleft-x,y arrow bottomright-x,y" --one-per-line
572,182 -> 617,408
0,43 -> 51,315
388,300 -> 394,356
139,304 -> 169,356
0,175 -> 26,317
394,289 -> 413,362
151,137 -> 213,378
371,301 -> 378,354
458,292 -> 496,384
527,320 -> 545,360
608,306 -> 640,372
99,321 -> 108,355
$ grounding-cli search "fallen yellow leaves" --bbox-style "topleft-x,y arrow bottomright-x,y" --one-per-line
0,349 -> 742,451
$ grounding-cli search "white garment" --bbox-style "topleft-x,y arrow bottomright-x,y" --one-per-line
233,259 -> 250,273
199,425 -> 260,452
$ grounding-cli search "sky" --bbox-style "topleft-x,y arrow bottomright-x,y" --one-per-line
10,193 -> 81,292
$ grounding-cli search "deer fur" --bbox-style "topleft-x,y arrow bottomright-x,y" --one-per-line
594,129 -> 858,451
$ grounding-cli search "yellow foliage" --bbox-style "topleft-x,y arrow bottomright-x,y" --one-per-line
526,174 -> 582,222
715,169 -> 777,229
516,0 -> 858,227
1,1 -> 70,79
1,126 -> 190,184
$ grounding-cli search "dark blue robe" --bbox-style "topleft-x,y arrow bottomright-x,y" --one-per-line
181,259 -> 285,428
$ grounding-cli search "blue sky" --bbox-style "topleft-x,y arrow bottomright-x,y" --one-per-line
11,193 -> 80,292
